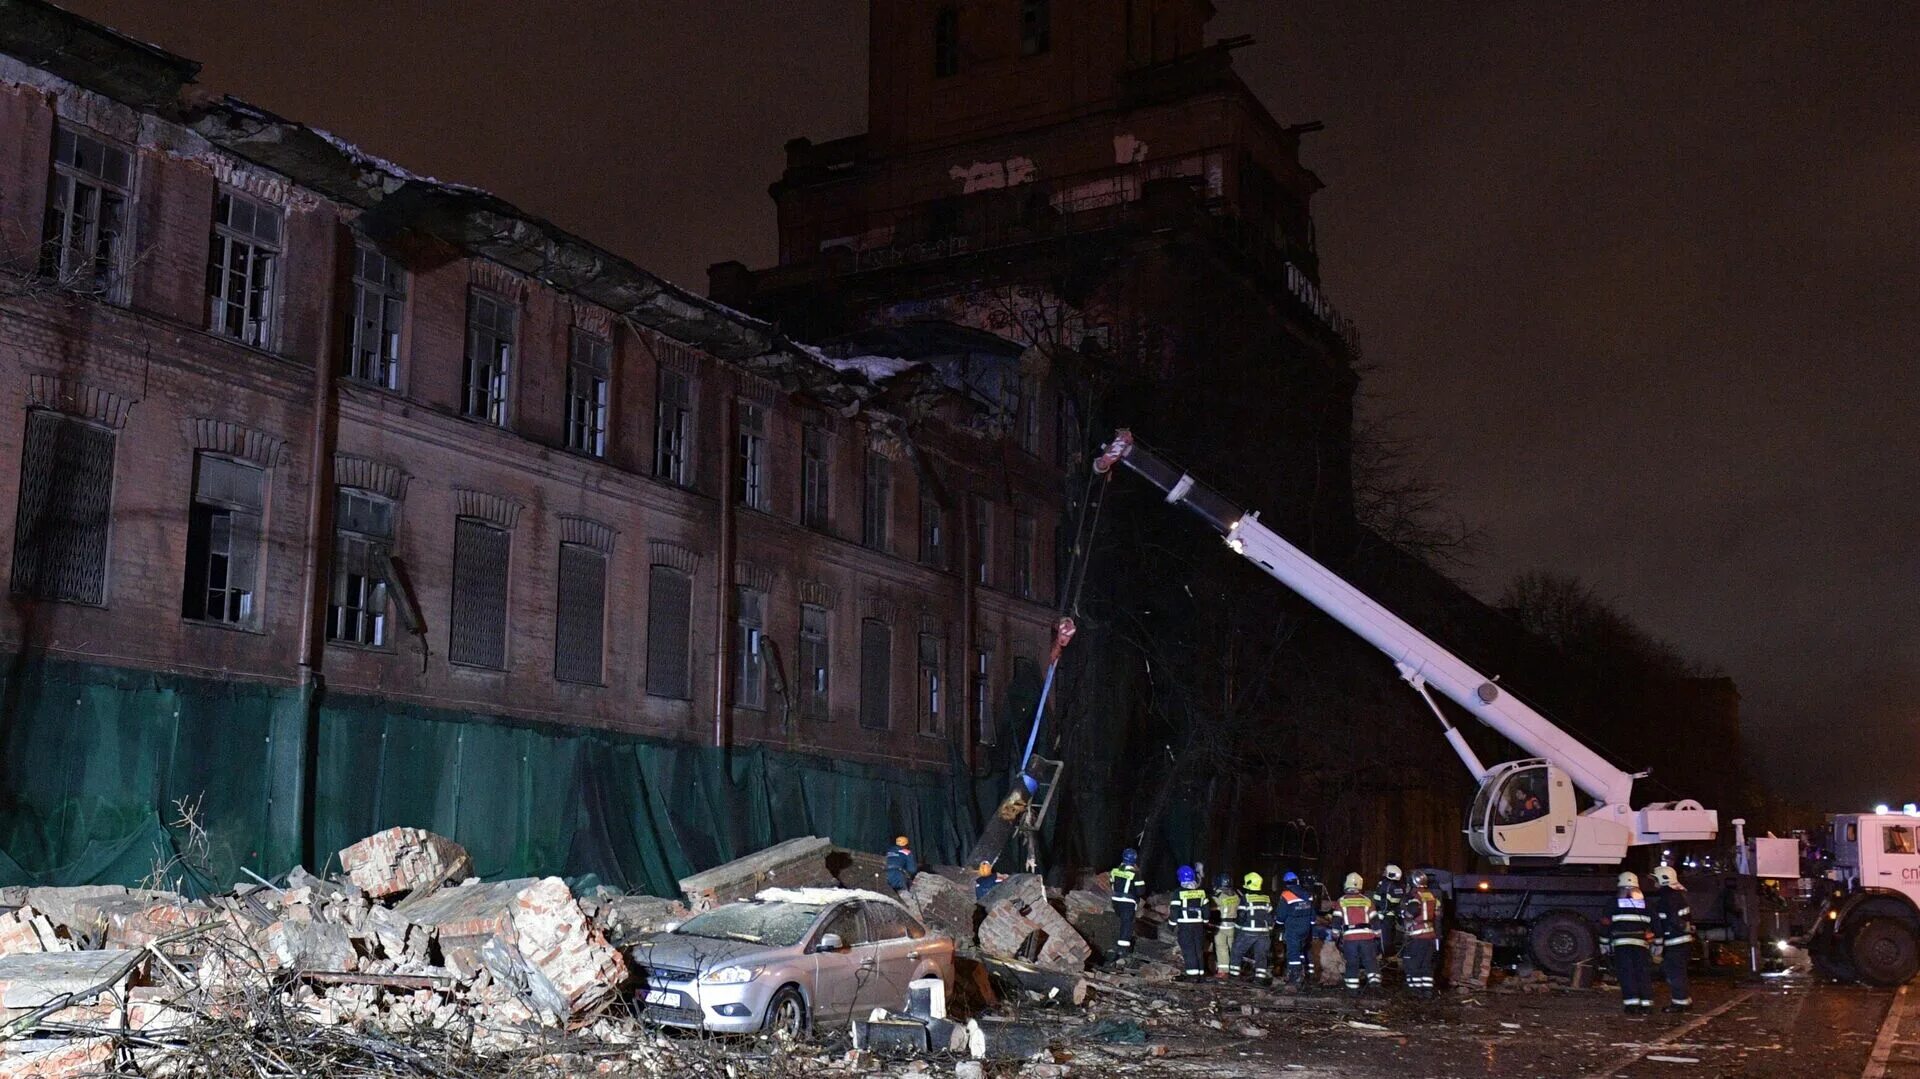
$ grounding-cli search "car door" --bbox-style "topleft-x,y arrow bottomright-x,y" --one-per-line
807,902 -> 870,1025
860,900 -> 921,1013
1875,821 -> 1920,891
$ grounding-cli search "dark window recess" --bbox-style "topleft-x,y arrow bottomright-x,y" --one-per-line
863,451 -> 891,551
654,368 -> 693,484
972,496 -> 992,586
933,7 -> 960,77
1020,0 -> 1051,56
566,329 -> 611,457
646,564 -> 693,699
181,454 -> 264,627
920,496 -> 947,568
736,402 -> 767,510
327,488 -> 394,647
1014,514 -> 1036,599
554,543 -> 607,685
917,632 -> 945,736
1015,374 -> 1041,455
206,189 -> 282,347
463,291 -> 514,425
10,410 -> 114,605
733,585 -> 767,709
448,517 -> 510,668
346,242 -> 405,388
801,424 -> 831,529
859,618 -> 892,730
799,603 -> 830,720
42,126 -> 130,296
973,647 -> 995,745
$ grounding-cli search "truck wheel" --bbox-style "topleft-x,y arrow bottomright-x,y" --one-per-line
1528,911 -> 1596,976
1809,929 -> 1858,983
1848,918 -> 1920,988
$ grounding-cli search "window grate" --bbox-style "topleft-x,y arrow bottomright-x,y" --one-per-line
10,410 -> 114,605
646,564 -> 693,698
449,517 -> 509,668
859,618 -> 891,730
554,543 -> 607,685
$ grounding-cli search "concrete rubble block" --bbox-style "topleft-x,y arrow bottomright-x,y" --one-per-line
97,896 -> 217,952
264,917 -> 358,973
20,886 -> 135,937
582,894 -> 690,949
361,905 -> 432,965
902,873 -> 976,949
676,836 -> 837,911
975,905 -> 1040,960
393,878 -> 532,979
338,827 -> 473,899
395,877 -> 626,1017
0,1034 -> 114,1078
0,908 -> 71,958
0,949 -> 140,1009
979,874 -> 1091,972
1062,890 -> 1108,919
507,877 -> 628,1017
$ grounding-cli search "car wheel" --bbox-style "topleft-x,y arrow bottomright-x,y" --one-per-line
763,985 -> 809,1038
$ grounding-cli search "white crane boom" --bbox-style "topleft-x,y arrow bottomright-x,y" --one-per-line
1094,429 -> 1716,865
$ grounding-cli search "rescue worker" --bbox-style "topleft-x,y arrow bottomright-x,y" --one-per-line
1401,871 -> 1443,997
885,835 -> 918,891
1649,865 -> 1694,1013
1372,863 -> 1407,958
1337,872 -> 1383,993
1109,848 -> 1143,964
1230,872 -> 1275,985
1211,873 -> 1240,980
1606,870 -> 1654,1015
1172,865 -> 1211,982
975,861 -> 1002,901
1277,871 -> 1316,988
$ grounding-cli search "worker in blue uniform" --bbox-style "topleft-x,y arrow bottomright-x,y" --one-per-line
1171,865 -> 1211,982
1606,870 -> 1654,1015
1649,865 -> 1694,1013
1372,863 -> 1407,958
885,835 -> 918,891
1109,848 -> 1143,964
1277,871 -> 1316,988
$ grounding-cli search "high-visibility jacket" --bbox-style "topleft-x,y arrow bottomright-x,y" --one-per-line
1213,889 -> 1241,927
1237,891 -> 1274,932
1172,887 -> 1210,924
1403,888 -> 1442,940
1277,888 -> 1315,930
1609,887 -> 1652,947
1652,885 -> 1694,947
1338,891 -> 1380,941
1110,865 -> 1143,904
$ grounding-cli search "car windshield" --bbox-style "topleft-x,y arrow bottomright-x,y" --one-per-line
672,901 -> 824,947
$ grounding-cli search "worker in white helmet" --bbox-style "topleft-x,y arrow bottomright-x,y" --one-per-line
1649,865 -> 1694,1012
1605,871 -> 1654,1015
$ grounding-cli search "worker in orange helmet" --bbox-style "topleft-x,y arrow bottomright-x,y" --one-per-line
886,835 -> 918,892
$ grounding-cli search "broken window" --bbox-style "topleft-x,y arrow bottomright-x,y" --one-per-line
799,603 -> 830,720
972,496 -> 992,586
10,410 -> 114,605
554,542 -> 607,685
206,189 -> 282,348
448,517 -> 509,669
917,632 -> 945,736
1020,0 -> 1051,56
733,585 -> 767,709
327,488 -> 393,647
181,453 -> 264,627
645,564 -> 693,699
801,423 -> 830,529
42,126 -> 130,298
463,290 -> 514,425
933,7 -> 960,77
566,328 -> 611,457
973,646 -> 995,745
859,618 -> 891,730
920,495 -> 947,569
654,368 -> 693,486
736,401 -> 768,510
862,450 -> 891,551
1014,513 -> 1036,600
346,241 -> 405,389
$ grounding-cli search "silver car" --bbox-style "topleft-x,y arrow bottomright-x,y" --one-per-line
631,887 -> 954,1035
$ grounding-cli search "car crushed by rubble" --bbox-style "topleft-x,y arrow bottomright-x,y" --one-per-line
630,887 -> 954,1035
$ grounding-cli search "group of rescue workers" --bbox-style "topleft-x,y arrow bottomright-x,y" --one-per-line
1106,847 -> 1698,1013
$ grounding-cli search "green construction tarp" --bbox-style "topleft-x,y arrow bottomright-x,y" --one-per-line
0,657 -> 996,895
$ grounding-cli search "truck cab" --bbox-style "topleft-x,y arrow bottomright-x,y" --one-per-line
1805,813 -> 1920,986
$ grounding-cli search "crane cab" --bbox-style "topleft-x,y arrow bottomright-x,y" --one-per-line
1469,760 -> 1577,862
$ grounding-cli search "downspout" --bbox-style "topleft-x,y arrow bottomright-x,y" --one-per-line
959,488 -> 977,775
713,389 -> 735,750
296,223 -> 346,869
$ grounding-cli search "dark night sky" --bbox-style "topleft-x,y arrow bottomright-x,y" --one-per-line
55,2 -> 1919,809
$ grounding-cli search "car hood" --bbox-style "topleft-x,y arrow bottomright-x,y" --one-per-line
631,932 -> 782,974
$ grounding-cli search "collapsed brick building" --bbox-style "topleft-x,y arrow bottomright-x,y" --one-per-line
0,1 -> 1060,890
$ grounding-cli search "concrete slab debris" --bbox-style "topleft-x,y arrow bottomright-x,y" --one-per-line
677,835 -> 837,911
0,949 -> 139,1009
0,1034 -> 114,1078
976,874 -> 1092,971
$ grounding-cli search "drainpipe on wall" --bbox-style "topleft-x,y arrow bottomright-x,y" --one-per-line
295,224 -> 346,869
713,388 -> 735,751
959,489 -> 978,775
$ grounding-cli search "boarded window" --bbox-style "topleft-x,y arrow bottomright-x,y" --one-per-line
449,517 -> 509,668
327,488 -> 393,647
554,543 -> 607,685
10,410 -> 114,605
799,603 -> 830,720
654,368 -> 693,484
920,495 -> 947,568
973,646 -> 994,745
645,564 -> 693,698
859,618 -> 891,730
206,189 -> 281,347
346,241 -> 405,388
801,424 -> 830,529
182,453 -> 264,627
917,632 -> 945,736
463,291 -> 514,425
863,451 -> 890,551
42,125 -> 131,297
736,402 -> 767,510
565,329 -> 611,457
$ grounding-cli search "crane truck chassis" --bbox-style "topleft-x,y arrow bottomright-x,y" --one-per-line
1092,429 -> 1913,984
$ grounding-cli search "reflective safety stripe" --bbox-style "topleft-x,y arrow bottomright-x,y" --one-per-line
1664,935 -> 1695,945
1613,938 -> 1649,948
1111,896 -> 1137,904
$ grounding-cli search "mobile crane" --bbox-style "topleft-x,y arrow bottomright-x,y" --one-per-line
1092,429 -> 1720,972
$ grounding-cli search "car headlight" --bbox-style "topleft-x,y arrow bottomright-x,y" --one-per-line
701,965 -> 759,985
